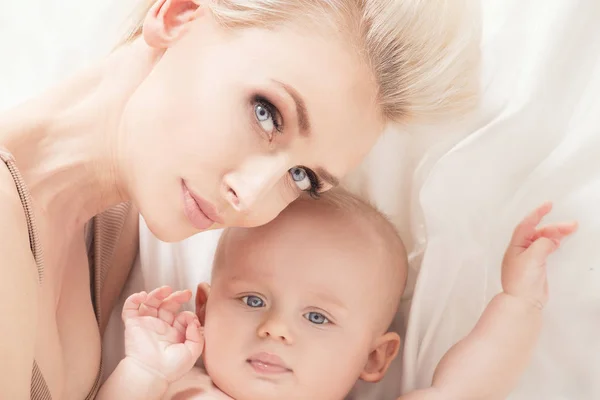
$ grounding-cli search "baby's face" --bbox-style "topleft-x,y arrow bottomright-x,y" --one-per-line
200,206 -> 401,400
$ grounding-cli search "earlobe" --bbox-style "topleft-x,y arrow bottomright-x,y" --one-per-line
142,0 -> 202,48
360,332 -> 401,383
195,282 -> 211,325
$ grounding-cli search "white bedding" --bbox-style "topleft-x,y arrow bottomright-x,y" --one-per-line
3,0 -> 600,399
399,1 -> 600,397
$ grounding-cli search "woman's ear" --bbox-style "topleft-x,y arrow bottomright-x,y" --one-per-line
142,0 -> 203,48
359,332 -> 401,383
195,282 -> 211,325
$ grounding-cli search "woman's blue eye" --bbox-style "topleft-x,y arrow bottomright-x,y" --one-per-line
254,102 -> 276,134
255,103 -> 271,122
304,312 -> 329,325
289,167 -> 311,191
242,295 -> 265,308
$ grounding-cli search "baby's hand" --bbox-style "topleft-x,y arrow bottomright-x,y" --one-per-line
122,286 -> 203,384
501,202 -> 577,309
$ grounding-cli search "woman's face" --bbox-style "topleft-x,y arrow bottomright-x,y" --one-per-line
121,9 -> 383,242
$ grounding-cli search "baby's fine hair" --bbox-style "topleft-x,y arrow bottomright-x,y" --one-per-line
310,188 -> 408,279
123,0 -> 480,123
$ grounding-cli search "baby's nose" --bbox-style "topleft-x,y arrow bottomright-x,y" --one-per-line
257,314 -> 294,345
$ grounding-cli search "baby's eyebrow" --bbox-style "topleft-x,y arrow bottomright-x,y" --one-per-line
226,272 -> 273,283
311,291 -> 348,313
220,276 -> 257,290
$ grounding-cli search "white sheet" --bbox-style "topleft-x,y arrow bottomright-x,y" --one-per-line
400,1 -> 600,398
3,1 -> 600,399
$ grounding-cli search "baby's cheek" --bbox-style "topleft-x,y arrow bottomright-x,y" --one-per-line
303,329 -> 368,369
201,325 -> 231,382
202,308 -> 250,369
201,312 -> 225,361
201,322 -> 247,398
293,336 -> 369,400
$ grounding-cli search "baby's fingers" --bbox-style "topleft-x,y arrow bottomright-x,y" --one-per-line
173,311 -> 197,334
526,236 -> 559,261
139,286 -> 173,318
526,221 -> 577,260
122,291 -> 148,320
532,221 -> 578,244
180,312 -> 204,358
173,311 -> 204,357
510,202 -> 553,250
158,290 -> 193,325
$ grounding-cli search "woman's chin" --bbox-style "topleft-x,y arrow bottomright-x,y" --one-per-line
140,212 -> 201,243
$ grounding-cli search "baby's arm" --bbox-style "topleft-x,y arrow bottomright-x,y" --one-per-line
398,295 -> 542,400
415,292 -> 543,400
97,358 -> 170,400
161,366 -> 233,400
97,287 -> 203,400
396,296 -> 542,400
398,203 -> 577,400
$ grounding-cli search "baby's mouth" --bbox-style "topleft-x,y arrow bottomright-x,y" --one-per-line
247,352 -> 292,375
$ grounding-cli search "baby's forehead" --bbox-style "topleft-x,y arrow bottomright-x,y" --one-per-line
223,218 -> 379,271
218,235 -> 387,309
224,205 -> 380,258
226,190 -> 402,254
220,208 -> 399,284
221,195 -> 403,267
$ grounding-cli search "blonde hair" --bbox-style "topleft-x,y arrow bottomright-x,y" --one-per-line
123,0 -> 479,123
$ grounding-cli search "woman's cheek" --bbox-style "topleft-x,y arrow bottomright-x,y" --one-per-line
242,181 -> 300,228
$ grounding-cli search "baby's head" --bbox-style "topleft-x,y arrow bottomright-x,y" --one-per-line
195,190 -> 407,400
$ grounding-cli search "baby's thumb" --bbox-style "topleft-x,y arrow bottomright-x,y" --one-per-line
526,236 -> 559,262
185,318 -> 205,358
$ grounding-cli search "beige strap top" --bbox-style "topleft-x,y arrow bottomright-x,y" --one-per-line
0,148 -> 138,400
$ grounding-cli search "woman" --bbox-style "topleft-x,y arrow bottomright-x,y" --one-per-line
0,0 -> 479,399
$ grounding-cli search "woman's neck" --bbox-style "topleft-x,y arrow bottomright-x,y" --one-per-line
0,39 -> 163,231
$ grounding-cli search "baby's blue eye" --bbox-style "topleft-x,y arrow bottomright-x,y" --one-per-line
242,295 -> 265,308
304,312 -> 329,325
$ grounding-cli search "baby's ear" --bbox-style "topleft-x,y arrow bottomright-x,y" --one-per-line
195,282 -> 211,325
360,332 -> 401,383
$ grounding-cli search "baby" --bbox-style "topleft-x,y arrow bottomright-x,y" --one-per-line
97,191 -> 576,400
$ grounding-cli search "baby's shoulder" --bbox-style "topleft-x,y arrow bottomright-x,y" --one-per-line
163,367 -> 233,400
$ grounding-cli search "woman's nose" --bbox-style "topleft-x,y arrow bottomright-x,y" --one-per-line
222,154 -> 290,213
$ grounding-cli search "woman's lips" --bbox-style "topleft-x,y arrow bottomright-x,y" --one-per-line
181,180 -> 223,230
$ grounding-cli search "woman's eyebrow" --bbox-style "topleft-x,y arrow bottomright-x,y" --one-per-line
271,80 -> 339,187
316,167 -> 340,187
272,79 -> 311,134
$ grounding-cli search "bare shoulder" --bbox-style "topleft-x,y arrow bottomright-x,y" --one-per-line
0,159 -> 40,398
163,367 -> 232,400
0,163 -> 37,278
